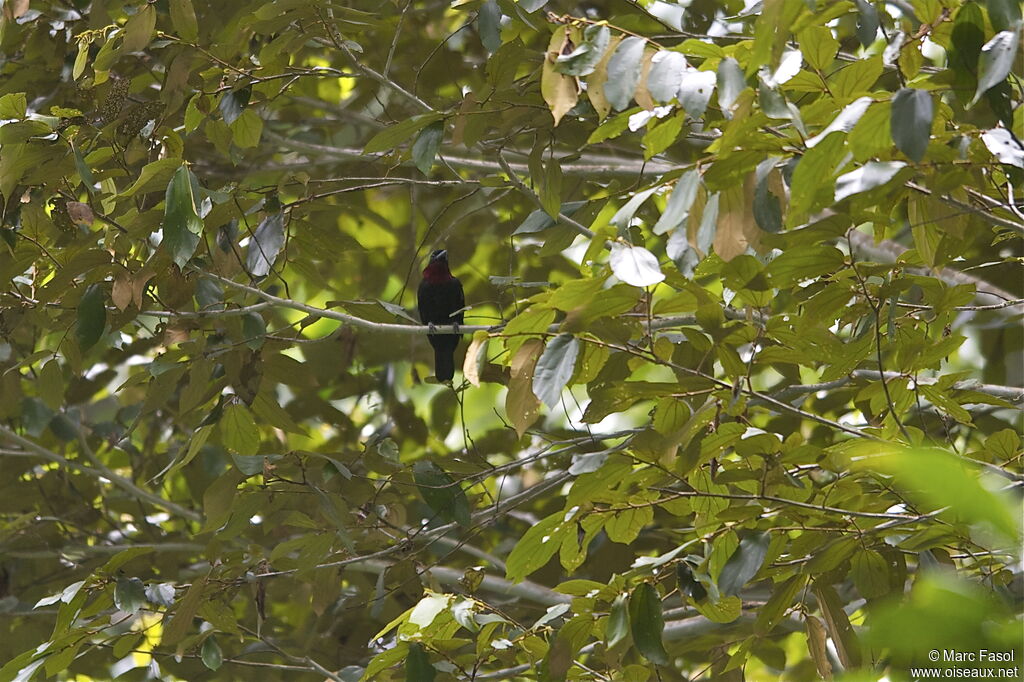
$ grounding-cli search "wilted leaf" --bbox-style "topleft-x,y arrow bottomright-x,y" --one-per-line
555,24 -> 610,77
542,28 -> 579,125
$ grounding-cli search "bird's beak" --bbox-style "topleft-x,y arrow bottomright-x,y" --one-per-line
434,249 -> 447,261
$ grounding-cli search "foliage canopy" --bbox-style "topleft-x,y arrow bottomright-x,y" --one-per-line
0,0 -> 1022,680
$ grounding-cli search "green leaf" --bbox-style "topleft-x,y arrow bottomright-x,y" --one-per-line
834,161 -> 906,201
477,0 -> 502,54
413,460 -> 471,527
245,210 -> 285,278
218,86 -> 251,125
628,582 -> 669,665
505,511 -> 571,582
405,643 -> 436,682
241,312 -> 266,350
654,169 -> 700,235
363,113 -> 443,154
717,531 -> 770,596
163,164 -> 203,267
754,575 -> 806,634
678,68 -> 716,118
645,50 -> 686,102
768,244 -> 845,287
693,594 -> 742,623
676,562 -> 709,603
555,24 -> 610,77
230,108 -> 263,148
813,583 -> 862,668
411,121 -> 444,175
609,244 -> 665,287
539,157 -> 562,218
642,111 -> 685,159
971,30 -> 1019,107
851,549 -> 890,599
220,403 -> 259,456
532,333 -> 579,409
200,636 -> 222,671
114,576 -> 147,614
169,0 -> 199,42
605,504 -> 653,544
788,131 -> 844,225
0,92 -> 27,119
513,201 -> 586,234
610,186 -> 659,229
854,447 -> 1020,542
890,88 -> 933,162
805,96 -> 872,147
606,593 -> 630,647
986,0 -> 1022,31
72,144 -> 94,194
120,157 -> 182,198
716,57 -> 745,114
605,37 -> 645,111
76,284 -> 106,351
855,0 -> 880,47
797,26 -> 839,71
121,4 -> 156,53
163,580 -> 205,646
982,128 -> 1024,168
38,360 -> 63,410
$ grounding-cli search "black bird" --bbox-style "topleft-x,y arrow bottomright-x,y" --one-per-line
417,249 -> 464,382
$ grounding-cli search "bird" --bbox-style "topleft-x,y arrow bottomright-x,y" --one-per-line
417,249 -> 465,382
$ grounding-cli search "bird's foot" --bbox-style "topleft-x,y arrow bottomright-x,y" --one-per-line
427,323 -> 437,333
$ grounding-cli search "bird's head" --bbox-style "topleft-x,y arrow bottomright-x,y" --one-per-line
423,249 -> 453,281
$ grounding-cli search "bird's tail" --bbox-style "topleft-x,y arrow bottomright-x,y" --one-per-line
434,346 -> 455,382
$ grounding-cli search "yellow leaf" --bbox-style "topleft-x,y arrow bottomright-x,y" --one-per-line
634,48 -> 657,111
585,34 -> 624,120
715,183 -> 751,263
462,331 -> 488,387
506,339 -> 543,437
542,28 -> 578,126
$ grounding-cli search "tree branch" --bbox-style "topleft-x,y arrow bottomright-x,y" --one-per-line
0,425 -> 201,522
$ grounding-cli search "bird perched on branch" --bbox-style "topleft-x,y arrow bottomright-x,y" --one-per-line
417,249 -> 464,382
